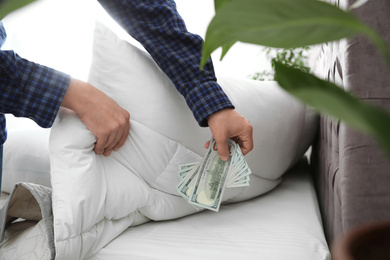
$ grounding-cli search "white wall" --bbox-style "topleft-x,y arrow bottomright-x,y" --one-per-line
2,0 -> 269,80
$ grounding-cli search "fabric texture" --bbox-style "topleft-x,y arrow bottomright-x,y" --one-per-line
310,0 -> 390,243
88,161 -> 330,260
46,21 -> 318,260
97,0 -> 234,127
0,22 -> 5,47
1,129 -> 51,193
0,182 -> 54,260
0,22 -> 70,145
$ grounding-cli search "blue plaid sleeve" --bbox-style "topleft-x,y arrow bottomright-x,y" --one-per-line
0,21 -> 5,48
0,50 -> 70,143
0,21 -> 6,144
97,0 -> 234,127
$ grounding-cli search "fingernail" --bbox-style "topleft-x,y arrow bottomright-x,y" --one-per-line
221,155 -> 229,161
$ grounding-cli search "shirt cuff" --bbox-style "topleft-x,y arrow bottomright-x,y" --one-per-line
185,81 -> 235,127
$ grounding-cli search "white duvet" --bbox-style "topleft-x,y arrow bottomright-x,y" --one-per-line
47,22 -> 318,260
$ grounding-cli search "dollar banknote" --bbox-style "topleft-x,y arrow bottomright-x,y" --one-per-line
177,138 -> 251,212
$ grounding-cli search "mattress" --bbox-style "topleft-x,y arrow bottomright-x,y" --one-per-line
88,160 -> 330,260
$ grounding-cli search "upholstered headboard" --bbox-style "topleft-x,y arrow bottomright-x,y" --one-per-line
310,0 -> 390,243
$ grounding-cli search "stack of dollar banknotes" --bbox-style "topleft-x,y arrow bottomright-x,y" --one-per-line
177,138 -> 252,212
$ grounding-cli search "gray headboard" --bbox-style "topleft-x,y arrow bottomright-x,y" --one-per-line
310,0 -> 390,243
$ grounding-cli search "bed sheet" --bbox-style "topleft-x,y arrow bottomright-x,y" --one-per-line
88,160 -> 330,260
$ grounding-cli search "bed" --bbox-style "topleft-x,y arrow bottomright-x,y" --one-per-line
7,0 -> 383,259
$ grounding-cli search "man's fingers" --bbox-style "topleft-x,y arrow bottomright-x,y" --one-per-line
111,109 -> 130,152
103,112 -> 130,156
240,145 -> 251,156
239,137 -> 254,156
238,131 -> 254,156
215,138 -> 230,161
94,134 -> 108,155
103,130 -> 121,156
113,118 -> 130,151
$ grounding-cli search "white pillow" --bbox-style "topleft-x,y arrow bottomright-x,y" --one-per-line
2,129 -> 51,193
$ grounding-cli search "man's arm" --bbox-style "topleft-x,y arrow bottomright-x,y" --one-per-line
0,49 -> 130,156
98,0 -> 253,159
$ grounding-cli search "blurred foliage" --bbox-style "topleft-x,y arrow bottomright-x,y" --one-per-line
251,46 -> 310,81
0,0 -> 37,20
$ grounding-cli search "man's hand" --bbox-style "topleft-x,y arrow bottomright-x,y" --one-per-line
206,108 -> 253,161
61,78 -> 130,156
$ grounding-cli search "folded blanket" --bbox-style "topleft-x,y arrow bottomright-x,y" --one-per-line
0,183 -> 54,260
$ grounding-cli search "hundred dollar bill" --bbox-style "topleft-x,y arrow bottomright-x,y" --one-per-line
229,165 -> 251,186
182,161 -> 251,188
178,162 -> 199,179
176,137 -> 252,211
188,138 -> 237,212
177,164 -> 200,200
229,175 -> 250,187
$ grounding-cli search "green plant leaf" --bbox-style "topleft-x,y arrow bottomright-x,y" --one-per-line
214,0 -> 232,12
220,42 -> 235,60
274,61 -> 390,156
201,0 -> 390,68
214,0 -> 236,61
0,0 -> 37,20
